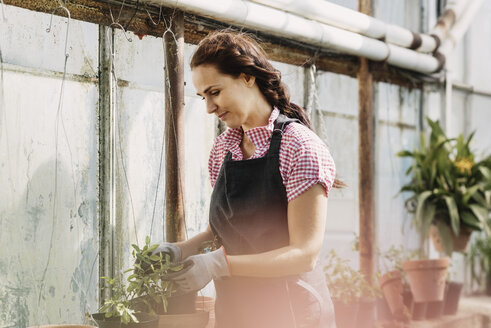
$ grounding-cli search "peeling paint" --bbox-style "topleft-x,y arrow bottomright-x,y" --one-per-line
77,200 -> 89,225
0,285 -> 30,328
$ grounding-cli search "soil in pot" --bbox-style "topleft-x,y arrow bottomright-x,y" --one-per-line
402,258 -> 449,303
91,313 -> 158,328
332,298 -> 359,328
411,302 -> 427,321
355,297 -> 375,328
443,281 -> 463,315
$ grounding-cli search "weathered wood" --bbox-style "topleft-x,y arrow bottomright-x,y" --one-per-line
164,11 -> 186,243
358,0 -> 374,283
4,0 -> 429,89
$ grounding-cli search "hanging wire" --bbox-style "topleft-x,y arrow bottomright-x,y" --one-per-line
38,3 -> 71,315
143,2 -> 163,26
105,21 -> 138,248
0,0 -> 6,21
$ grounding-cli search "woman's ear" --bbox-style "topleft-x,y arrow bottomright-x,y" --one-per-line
240,73 -> 256,88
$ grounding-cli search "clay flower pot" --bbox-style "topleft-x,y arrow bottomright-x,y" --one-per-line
195,296 -> 215,328
92,313 -> 159,328
378,271 -> 410,321
430,225 -> 472,253
402,258 -> 449,303
332,298 -> 359,328
443,281 -> 463,315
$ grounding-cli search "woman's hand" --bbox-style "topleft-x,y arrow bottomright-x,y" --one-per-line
152,243 -> 182,262
172,247 -> 230,293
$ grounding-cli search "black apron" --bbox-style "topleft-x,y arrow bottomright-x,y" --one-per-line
209,114 -> 336,328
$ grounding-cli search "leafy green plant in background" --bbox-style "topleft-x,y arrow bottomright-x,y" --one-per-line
98,236 -> 184,324
468,227 -> 491,294
398,117 -> 491,255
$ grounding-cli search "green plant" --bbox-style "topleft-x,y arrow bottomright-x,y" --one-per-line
398,117 -> 491,255
468,228 -> 491,291
98,236 -> 184,324
324,250 -> 380,304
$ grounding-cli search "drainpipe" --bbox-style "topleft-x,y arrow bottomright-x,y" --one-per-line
145,0 -> 442,73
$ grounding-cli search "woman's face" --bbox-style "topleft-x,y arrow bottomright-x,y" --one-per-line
192,64 -> 258,129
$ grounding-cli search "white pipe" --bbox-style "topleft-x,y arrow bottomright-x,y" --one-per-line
147,0 -> 442,73
438,0 -> 485,58
430,0 -> 473,42
250,0 -> 442,53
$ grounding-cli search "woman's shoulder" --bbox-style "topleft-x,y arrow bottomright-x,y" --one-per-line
282,122 -> 327,150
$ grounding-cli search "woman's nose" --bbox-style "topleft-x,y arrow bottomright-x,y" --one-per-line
206,100 -> 217,114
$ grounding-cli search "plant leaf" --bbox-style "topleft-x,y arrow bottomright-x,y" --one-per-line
436,221 -> 453,256
443,195 -> 460,235
469,204 -> 491,235
415,190 -> 433,230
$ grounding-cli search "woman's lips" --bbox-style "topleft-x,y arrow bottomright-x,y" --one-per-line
218,112 -> 228,120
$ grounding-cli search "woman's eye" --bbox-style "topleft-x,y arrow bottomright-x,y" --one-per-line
210,90 -> 220,96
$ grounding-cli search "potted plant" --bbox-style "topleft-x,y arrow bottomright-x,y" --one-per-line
468,229 -> 491,296
377,245 -> 419,322
398,118 -> 491,255
92,237 -> 209,328
442,266 -> 463,316
324,250 -> 378,328
91,275 -> 159,327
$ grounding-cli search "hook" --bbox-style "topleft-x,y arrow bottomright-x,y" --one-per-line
110,22 -> 133,43
46,5 -> 71,59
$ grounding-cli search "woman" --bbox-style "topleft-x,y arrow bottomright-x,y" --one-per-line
157,31 -> 341,328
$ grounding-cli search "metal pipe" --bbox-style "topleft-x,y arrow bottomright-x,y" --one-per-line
438,0 -> 485,58
164,11 -> 187,243
146,0 -> 442,73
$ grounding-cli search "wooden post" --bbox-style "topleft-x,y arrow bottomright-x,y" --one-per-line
358,0 -> 374,282
164,11 -> 186,243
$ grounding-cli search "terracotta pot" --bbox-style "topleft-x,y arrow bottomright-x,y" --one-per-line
157,312 -> 209,328
402,258 -> 449,302
443,281 -> 463,315
355,297 -> 375,328
378,271 -> 409,321
375,297 -> 392,322
92,313 -> 159,328
332,298 -> 359,328
402,287 -> 414,317
195,296 -> 215,328
29,326 -> 96,328
132,293 -> 197,315
426,300 -> 445,319
430,224 -> 472,253
411,302 -> 427,321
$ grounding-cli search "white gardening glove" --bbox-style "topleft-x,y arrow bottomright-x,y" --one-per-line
139,243 -> 182,273
172,246 -> 230,293
152,243 -> 182,263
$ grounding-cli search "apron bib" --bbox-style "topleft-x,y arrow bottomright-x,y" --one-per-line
209,114 -> 336,328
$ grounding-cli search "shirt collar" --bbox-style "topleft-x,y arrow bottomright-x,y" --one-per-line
223,108 -> 280,153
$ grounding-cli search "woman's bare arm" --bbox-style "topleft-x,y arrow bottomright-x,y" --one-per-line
227,183 -> 328,277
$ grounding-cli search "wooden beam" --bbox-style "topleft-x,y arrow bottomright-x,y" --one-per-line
163,11 -> 186,243
358,0 -> 374,283
4,0 -> 430,89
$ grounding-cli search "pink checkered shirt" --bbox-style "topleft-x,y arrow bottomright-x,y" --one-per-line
208,108 -> 336,201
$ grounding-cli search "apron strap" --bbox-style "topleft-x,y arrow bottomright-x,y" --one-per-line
269,114 -> 300,157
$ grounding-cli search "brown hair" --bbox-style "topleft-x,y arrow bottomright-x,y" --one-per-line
190,30 -> 312,128
191,30 -> 345,189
